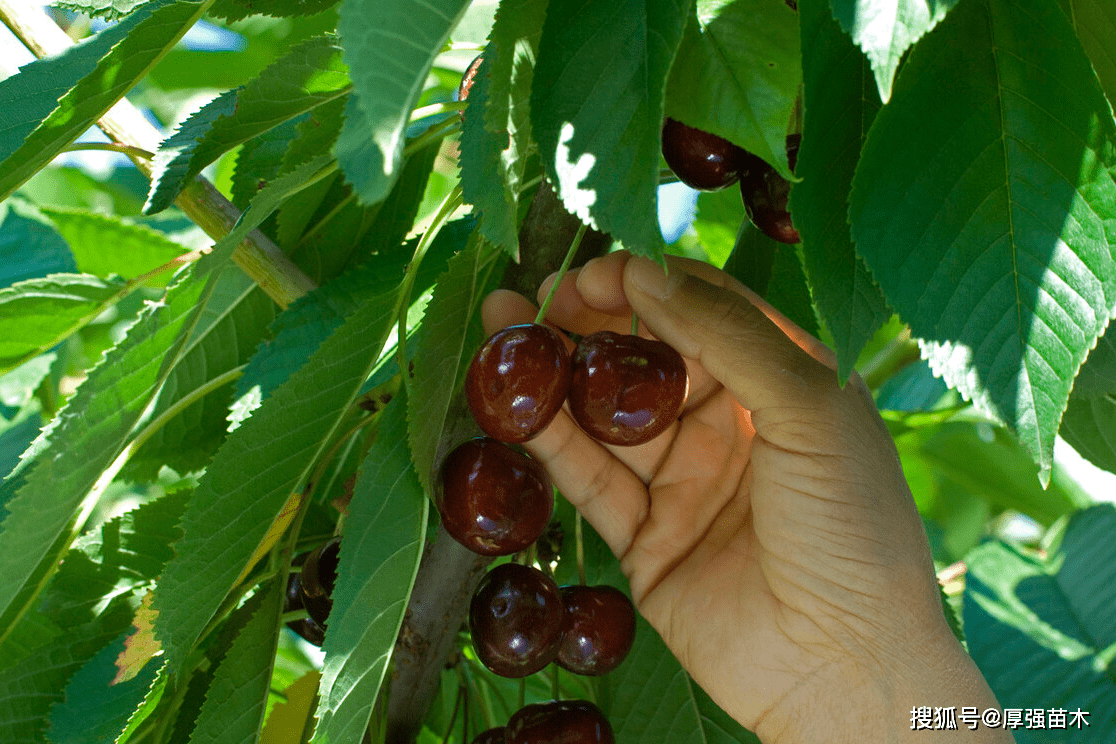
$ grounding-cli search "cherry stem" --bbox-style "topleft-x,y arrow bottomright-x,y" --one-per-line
533,222 -> 588,325
630,311 -> 639,336
575,512 -> 586,586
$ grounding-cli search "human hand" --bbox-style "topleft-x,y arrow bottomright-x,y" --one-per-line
481,251 -> 1011,743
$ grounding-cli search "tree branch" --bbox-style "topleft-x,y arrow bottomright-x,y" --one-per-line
0,0 -> 317,309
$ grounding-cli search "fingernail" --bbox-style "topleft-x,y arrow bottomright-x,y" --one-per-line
626,256 -> 682,300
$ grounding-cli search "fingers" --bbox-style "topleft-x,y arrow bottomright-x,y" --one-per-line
622,256 -> 846,415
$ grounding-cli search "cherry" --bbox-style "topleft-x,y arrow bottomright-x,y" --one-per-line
438,438 -> 554,556
470,728 -> 507,744
466,324 -> 572,443
505,700 -> 614,744
469,562 -> 566,678
740,133 -> 801,244
300,537 -> 340,628
458,54 -> 484,105
661,117 -> 748,192
568,331 -> 688,446
284,573 -> 325,646
556,585 -> 636,676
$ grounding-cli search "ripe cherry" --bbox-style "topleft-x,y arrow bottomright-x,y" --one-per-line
470,562 -> 565,678
661,118 -> 747,192
437,438 -> 554,556
470,728 -> 507,744
556,585 -> 636,676
284,573 -> 325,646
466,324 -> 572,443
740,133 -> 801,244
568,331 -> 688,446
300,538 -> 340,628
505,700 -> 614,744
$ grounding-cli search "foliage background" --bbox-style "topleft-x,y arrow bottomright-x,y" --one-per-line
0,0 -> 1114,742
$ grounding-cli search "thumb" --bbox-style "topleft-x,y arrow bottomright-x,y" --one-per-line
623,256 -> 843,414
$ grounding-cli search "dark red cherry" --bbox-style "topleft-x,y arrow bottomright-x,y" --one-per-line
466,324 -> 572,443
284,573 -> 326,646
505,700 -> 614,744
661,118 -> 748,192
459,54 -> 484,106
740,134 -> 801,244
568,331 -> 688,446
300,538 -> 341,628
556,585 -> 636,675
438,438 -> 554,556
470,728 -> 507,744
469,562 -> 565,678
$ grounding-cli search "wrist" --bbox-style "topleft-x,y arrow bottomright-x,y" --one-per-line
753,623 -> 1015,744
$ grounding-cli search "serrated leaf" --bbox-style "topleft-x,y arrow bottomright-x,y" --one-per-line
459,0 -> 547,257
334,0 -> 471,205
312,394 -> 428,744
189,581 -> 283,744
54,1 -> 148,20
723,224 -> 820,339
792,0 -> 890,379
209,0 -> 339,22
1061,394 -> 1116,474
848,0 -> 1116,483
691,187 -> 744,268
40,208 -> 188,286
0,241 -> 236,645
828,0 -> 961,102
151,238 -> 418,674
1069,0 -> 1116,111
407,229 -> 506,495
0,0 -> 207,201
531,0 -> 693,261
0,205 -> 76,289
0,274 -> 129,374
145,36 -> 350,214
114,592 -> 161,685
665,0 -> 801,179
963,505 -> 1116,742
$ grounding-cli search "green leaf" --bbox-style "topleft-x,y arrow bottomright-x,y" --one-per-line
665,0 -> 802,180
230,115 -> 309,212
963,505 -> 1116,741
1061,394 -> 1116,474
39,208 -> 187,286
459,0 -> 547,257
828,0 -> 961,102
189,581 -> 283,744
1068,0 -> 1116,111
334,0 -> 471,205
53,1 -> 148,20
723,224 -> 820,339
407,233 -> 506,495
312,394 -> 428,744
151,238 -> 417,673
0,205 -> 75,288
0,0 -> 208,201
848,0 -> 1116,483
691,188 -> 744,269
0,274 -> 129,374
531,0 -> 693,260
0,242 -> 234,645
145,36 -> 349,214
209,0 -> 340,22
792,0 -> 890,379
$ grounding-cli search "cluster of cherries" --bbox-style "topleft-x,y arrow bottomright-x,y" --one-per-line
661,117 -> 801,244
434,319 -> 689,743
284,537 -> 340,646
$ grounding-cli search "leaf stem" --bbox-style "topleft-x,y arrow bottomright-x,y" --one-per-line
411,100 -> 467,122
397,186 -> 464,395
534,222 -> 588,324
62,141 -> 156,161
404,117 -> 461,159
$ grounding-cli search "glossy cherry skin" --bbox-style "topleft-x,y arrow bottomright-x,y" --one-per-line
568,331 -> 688,446
661,118 -> 747,192
469,562 -> 566,678
438,438 -> 554,556
284,573 -> 325,646
556,585 -> 636,675
300,538 -> 341,628
466,324 -> 572,443
470,728 -> 507,744
505,700 -> 614,744
740,134 -> 800,244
